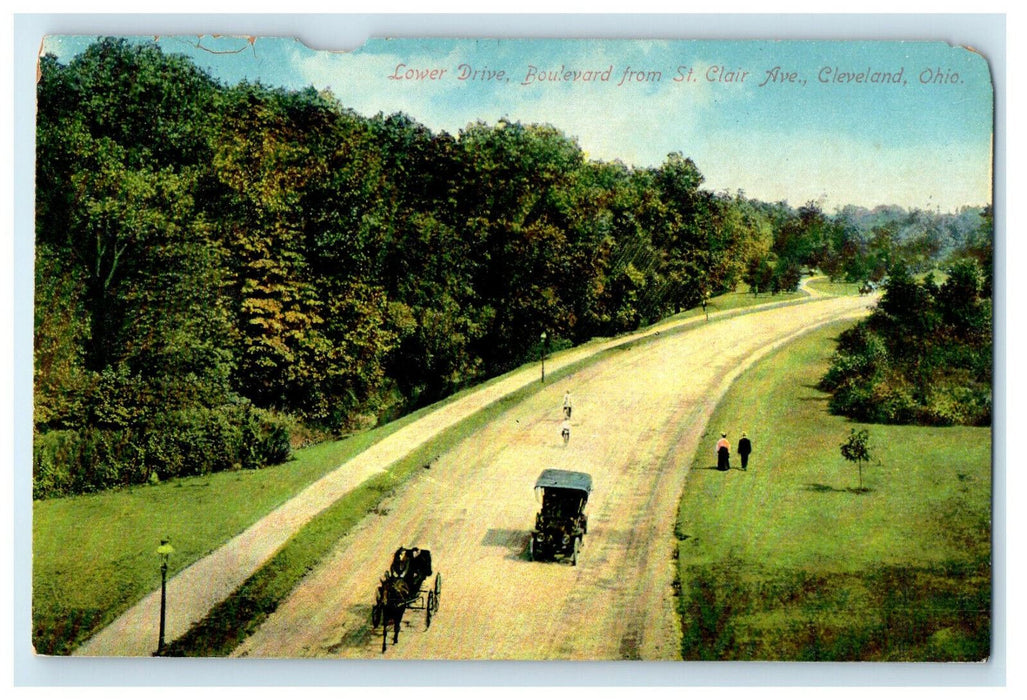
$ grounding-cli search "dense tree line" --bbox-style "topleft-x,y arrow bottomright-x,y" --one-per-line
33,39 -> 991,497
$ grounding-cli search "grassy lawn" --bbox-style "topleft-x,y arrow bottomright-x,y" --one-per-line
675,321 -> 992,661
806,277 -> 862,296
696,286 -> 805,316
31,427 -> 412,655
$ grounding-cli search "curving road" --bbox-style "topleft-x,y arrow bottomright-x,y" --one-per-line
232,290 -> 873,660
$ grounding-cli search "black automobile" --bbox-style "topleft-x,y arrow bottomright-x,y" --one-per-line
529,469 -> 593,565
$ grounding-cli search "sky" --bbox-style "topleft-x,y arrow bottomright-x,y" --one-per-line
40,32 -> 994,213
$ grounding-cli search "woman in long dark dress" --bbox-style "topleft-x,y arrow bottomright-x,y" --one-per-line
716,433 -> 730,471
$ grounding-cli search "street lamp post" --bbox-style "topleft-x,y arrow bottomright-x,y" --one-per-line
540,331 -> 548,383
156,538 -> 174,655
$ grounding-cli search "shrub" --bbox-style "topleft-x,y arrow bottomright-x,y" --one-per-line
919,383 -> 992,427
239,405 -> 292,469
146,406 -> 243,478
819,325 -> 887,393
820,262 -> 991,428
871,380 -> 919,424
33,430 -> 78,499
32,401 -> 293,499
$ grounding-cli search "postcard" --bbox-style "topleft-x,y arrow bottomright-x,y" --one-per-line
29,31 -> 995,672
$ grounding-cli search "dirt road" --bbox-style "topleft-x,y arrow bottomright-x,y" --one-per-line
233,292 -> 871,660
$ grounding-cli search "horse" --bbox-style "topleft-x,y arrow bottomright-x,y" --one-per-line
375,572 -> 411,653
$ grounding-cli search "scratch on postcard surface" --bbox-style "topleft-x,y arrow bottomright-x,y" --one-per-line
169,34 -> 257,57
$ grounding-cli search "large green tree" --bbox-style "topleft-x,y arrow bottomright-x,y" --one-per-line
36,39 -> 233,420
450,120 -> 586,372
35,40 -> 287,495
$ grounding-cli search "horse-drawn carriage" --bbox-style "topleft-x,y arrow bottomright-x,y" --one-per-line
371,546 -> 441,652
529,469 -> 592,565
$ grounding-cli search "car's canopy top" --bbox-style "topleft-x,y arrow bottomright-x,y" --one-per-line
535,468 -> 593,496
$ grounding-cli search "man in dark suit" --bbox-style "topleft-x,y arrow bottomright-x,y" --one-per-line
738,433 -> 752,471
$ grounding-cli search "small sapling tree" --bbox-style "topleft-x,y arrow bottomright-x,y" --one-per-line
840,428 -> 873,492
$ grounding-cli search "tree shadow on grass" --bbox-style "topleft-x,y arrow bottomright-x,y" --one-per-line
797,384 -> 831,402
806,483 -> 872,494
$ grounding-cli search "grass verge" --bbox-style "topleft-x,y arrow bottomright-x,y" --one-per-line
806,278 -> 862,296
158,453 -> 424,656
675,320 -> 992,661
679,287 -> 805,319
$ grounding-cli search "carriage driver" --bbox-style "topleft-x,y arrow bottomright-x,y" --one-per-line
390,546 -> 432,583
410,546 -> 433,578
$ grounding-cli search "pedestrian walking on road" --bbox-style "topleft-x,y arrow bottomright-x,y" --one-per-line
716,433 -> 730,471
561,419 -> 571,446
738,433 -> 752,470
563,390 -> 573,419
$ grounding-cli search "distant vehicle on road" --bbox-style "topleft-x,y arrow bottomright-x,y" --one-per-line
529,469 -> 592,566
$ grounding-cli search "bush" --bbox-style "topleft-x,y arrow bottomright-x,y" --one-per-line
820,262 -> 991,428
146,406 -> 242,478
33,430 -> 79,499
239,404 -> 292,469
32,401 -> 293,499
819,325 -> 887,393
871,380 -> 919,424
919,383 -> 992,427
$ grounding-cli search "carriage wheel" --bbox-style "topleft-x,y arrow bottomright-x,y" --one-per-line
434,572 -> 442,602
426,590 -> 435,628
529,536 -> 535,561
571,536 -> 581,566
